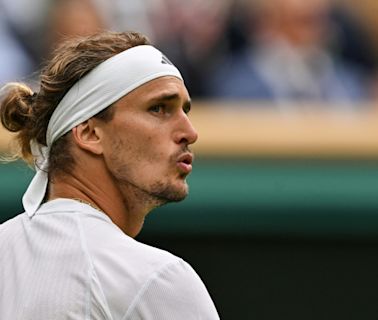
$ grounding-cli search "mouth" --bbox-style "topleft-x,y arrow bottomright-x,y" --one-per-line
176,153 -> 194,174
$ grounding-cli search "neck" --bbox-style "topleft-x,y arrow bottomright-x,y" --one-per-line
48,157 -> 150,238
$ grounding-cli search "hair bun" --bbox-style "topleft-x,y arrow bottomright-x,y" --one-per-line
0,82 -> 35,132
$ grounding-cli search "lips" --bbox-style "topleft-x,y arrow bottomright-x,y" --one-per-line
176,153 -> 194,174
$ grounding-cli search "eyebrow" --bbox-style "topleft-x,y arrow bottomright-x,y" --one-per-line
149,93 -> 192,109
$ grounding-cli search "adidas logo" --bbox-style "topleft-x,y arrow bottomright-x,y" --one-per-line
161,55 -> 173,65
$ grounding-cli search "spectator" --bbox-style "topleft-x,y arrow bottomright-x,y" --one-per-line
206,0 -> 370,109
0,0 -> 45,84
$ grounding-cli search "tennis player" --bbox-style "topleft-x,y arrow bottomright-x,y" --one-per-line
0,31 -> 219,319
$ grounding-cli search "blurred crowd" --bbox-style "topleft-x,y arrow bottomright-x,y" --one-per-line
1,0 -> 378,109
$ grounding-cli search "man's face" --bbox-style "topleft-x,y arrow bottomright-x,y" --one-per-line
99,76 -> 198,207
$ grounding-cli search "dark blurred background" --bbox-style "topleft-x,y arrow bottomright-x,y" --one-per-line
2,0 -> 378,319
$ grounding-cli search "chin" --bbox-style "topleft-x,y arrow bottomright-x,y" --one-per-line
150,180 -> 189,203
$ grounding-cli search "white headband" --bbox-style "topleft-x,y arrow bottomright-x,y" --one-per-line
23,45 -> 183,217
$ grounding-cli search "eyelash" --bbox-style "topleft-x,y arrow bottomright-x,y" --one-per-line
149,104 -> 166,114
149,104 -> 191,115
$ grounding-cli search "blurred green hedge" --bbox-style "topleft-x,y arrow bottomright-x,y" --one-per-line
2,159 -> 378,240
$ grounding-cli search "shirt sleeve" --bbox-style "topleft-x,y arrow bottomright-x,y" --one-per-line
123,259 -> 220,320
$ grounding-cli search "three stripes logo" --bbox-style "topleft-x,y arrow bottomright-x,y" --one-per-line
161,54 -> 173,65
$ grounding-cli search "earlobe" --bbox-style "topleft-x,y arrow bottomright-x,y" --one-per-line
71,120 -> 104,155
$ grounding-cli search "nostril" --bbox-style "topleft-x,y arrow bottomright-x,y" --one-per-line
177,137 -> 188,145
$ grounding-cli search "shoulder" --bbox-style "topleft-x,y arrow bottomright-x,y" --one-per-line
0,213 -> 26,247
78,214 -> 219,319
77,212 -> 191,317
124,259 -> 220,320
0,215 -> 18,254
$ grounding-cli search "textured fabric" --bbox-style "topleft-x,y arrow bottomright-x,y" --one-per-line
23,45 -> 182,218
0,199 -> 219,320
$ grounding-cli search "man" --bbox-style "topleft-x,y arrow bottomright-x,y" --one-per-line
0,31 -> 219,319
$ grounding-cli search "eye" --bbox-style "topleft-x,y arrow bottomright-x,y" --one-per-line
149,104 -> 166,114
183,103 -> 191,114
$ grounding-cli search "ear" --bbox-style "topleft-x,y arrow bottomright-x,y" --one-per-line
71,119 -> 104,155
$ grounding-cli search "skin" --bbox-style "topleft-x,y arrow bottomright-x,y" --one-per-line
48,76 -> 198,237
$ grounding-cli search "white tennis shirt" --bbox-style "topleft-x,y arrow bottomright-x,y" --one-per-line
0,199 -> 219,319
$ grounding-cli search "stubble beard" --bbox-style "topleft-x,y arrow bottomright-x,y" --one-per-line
121,176 -> 189,211
148,179 -> 189,207
111,164 -> 189,210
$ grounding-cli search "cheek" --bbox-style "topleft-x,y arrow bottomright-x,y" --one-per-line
127,121 -> 169,161
138,136 -> 169,170
109,132 -> 166,170
103,117 -> 172,175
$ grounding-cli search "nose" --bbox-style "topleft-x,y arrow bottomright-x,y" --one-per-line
174,113 -> 198,146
